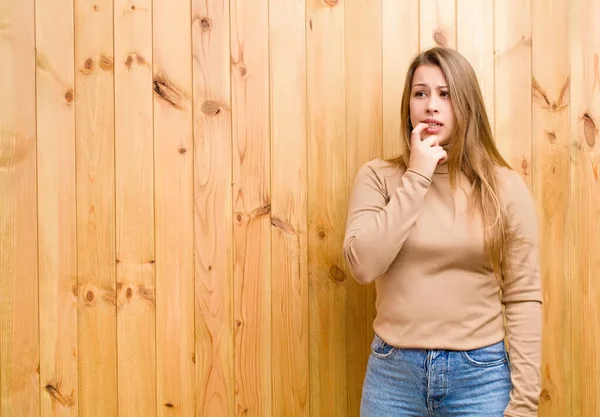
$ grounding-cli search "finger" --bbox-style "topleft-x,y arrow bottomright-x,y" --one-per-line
421,136 -> 439,148
410,123 -> 429,144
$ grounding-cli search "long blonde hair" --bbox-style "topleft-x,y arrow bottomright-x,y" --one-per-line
388,47 -> 513,282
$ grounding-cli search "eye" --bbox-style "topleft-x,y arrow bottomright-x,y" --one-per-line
414,90 -> 426,97
440,90 -> 450,98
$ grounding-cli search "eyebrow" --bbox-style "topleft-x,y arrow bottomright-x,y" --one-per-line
412,83 -> 448,89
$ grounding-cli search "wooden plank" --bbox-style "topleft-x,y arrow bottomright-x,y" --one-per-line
0,0 -> 40,415
494,0 -> 532,186
231,0 -> 272,414
382,0 -> 419,159
269,0 -> 308,415
568,0 -> 600,414
306,0 -> 347,415
531,0 -> 571,415
191,0 -> 234,416
419,0 -> 456,50
35,0 -> 78,414
344,0 -> 381,415
153,0 -> 195,413
114,0 -> 156,415
457,0 -> 494,130
73,0 -> 118,415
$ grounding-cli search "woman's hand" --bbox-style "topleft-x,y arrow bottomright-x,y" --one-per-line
407,122 -> 448,180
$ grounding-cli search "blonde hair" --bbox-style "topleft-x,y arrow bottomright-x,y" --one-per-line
387,47 -> 513,282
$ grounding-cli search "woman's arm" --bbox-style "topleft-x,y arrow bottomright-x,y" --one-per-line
343,159 -> 432,284
500,170 -> 543,417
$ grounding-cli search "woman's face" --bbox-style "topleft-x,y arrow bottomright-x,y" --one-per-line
409,64 -> 456,145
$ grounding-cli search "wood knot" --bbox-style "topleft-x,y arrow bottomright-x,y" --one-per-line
540,389 -> 551,402
521,159 -> 528,173
200,17 -> 211,31
239,65 -> 248,76
582,112 -> 597,147
135,54 -> 146,65
64,89 -> 74,103
329,265 -> 346,283
93,4 -> 98,11
235,213 -> 244,223
178,147 -> 187,154
126,288 -> 133,299
236,320 -> 243,327
201,101 -> 220,116
433,30 -> 447,46
317,230 -> 326,239
153,76 -> 184,109
85,291 -> 94,302
125,55 -> 134,69
208,265 -> 212,271
130,4 -> 136,10
99,54 -> 114,71
164,403 -> 174,408
546,131 -> 557,143
84,58 -> 94,70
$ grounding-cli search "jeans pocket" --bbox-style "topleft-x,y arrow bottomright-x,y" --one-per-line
461,340 -> 508,367
370,333 -> 397,359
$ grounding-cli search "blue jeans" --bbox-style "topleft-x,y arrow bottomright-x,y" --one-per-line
361,333 -> 512,416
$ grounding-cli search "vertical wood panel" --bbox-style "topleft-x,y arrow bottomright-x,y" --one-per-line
114,0 -> 156,415
569,0 -> 600,414
74,0 -> 117,415
192,0 -> 234,415
0,0 -> 40,414
382,0 -> 419,159
269,0 -> 309,415
532,0 -> 571,415
153,0 -> 195,414
307,1 -> 347,415
345,1 -> 381,415
457,0 -> 494,130
231,0 -> 272,415
494,0 -> 532,186
35,0 -> 78,413
419,0 -> 456,50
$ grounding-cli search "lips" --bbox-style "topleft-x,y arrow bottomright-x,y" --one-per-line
422,118 -> 443,134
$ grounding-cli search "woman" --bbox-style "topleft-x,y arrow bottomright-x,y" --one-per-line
343,47 -> 542,417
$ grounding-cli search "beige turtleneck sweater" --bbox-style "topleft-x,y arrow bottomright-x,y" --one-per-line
343,158 -> 542,417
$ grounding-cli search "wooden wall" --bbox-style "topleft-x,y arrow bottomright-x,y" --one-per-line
0,0 -> 598,416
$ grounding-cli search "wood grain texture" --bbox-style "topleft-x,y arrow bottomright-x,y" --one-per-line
569,0 -> 600,414
114,0 -> 156,415
35,0 -> 78,414
494,0 -> 532,185
153,0 -> 195,414
0,0 -> 40,415
74,0 -> 117,415
382,0 -> 419,159
345,1 -> 382,415
2,3 -> 600,416
307,0 -> 347,415
419,0 -> 456,50
231,0 -> 272,415
457,0 -> 494,130
192,0 -> 234,416
269,0 -> 309,415
532,0 -> 571,415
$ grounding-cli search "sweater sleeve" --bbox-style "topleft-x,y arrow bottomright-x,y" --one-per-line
343,160 -> 432,284
500,171 -> 543,417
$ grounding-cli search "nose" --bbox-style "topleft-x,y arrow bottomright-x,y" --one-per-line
426,96 -> 440,114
